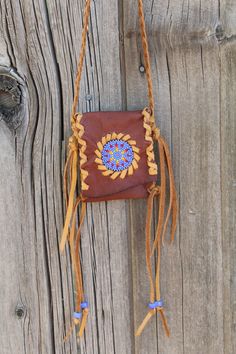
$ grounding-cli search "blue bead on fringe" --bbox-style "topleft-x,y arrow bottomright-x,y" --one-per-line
148,299 -> 163,309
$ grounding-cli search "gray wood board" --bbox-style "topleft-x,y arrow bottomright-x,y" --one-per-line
0,0 -> 235,353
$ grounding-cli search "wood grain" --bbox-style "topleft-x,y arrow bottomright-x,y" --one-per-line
0,0 -> 235,353
220,1 -> 236,353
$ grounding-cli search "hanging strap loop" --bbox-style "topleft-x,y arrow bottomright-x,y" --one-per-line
71,0 -> 155,127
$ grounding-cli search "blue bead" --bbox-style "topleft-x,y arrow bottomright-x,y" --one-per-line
73,311 -> 82,319
148,299 -> 163,309
81,301 -> 88,309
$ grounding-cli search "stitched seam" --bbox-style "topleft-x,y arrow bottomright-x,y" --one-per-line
72,113 -> 89,191
142,108 -> 158,175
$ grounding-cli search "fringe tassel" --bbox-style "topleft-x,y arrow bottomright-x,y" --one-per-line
60,135 -> 88,341
60,136 -> 79,253
135,128 -> 178,337
152,129 -> 178,252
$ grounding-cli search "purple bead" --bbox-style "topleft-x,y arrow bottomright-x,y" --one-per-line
81,301 -> 88,309
148,299 -> 163,309
73,311 -> 82,319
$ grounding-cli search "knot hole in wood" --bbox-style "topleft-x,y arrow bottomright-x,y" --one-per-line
15,304 -> 26,319
0,68 -> 24,130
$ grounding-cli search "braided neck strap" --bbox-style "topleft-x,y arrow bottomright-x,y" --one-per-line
71,0 -> 155,128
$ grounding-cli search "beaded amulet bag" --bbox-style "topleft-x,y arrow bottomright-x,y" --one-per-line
60,0 -> 178,341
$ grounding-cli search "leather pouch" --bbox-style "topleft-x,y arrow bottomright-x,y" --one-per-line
77,109 -> 157,202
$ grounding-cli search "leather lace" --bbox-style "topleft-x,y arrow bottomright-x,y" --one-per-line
71,0 -> 155,126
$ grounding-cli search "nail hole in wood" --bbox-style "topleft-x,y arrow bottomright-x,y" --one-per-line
139,65 -> 145,73
215,24 -> 225,42
85,94 -> 92,101
15,305 -> 25,319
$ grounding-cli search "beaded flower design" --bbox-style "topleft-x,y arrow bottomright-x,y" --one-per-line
102,139 -> 133,171
95,132 -> 140,179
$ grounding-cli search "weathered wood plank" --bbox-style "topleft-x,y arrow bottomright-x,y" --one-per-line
0,1 -> 73,353
0,124 -> 26,354
125,1 -> 224,354
169,46 -> 223,354
0,0 -> 235,353
220,1 -> 236,353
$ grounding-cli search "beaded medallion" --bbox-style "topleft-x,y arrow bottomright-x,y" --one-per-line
101,139 -> 134,172
95,132 -> 140,179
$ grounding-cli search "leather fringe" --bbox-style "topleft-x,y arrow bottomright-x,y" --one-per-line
60,121 -> 178,340
60,135 -> 88,341
60,136 -> 79,253
135,129 -> 178,337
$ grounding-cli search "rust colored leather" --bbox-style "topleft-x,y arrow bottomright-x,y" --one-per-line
80,110 -> 157,202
